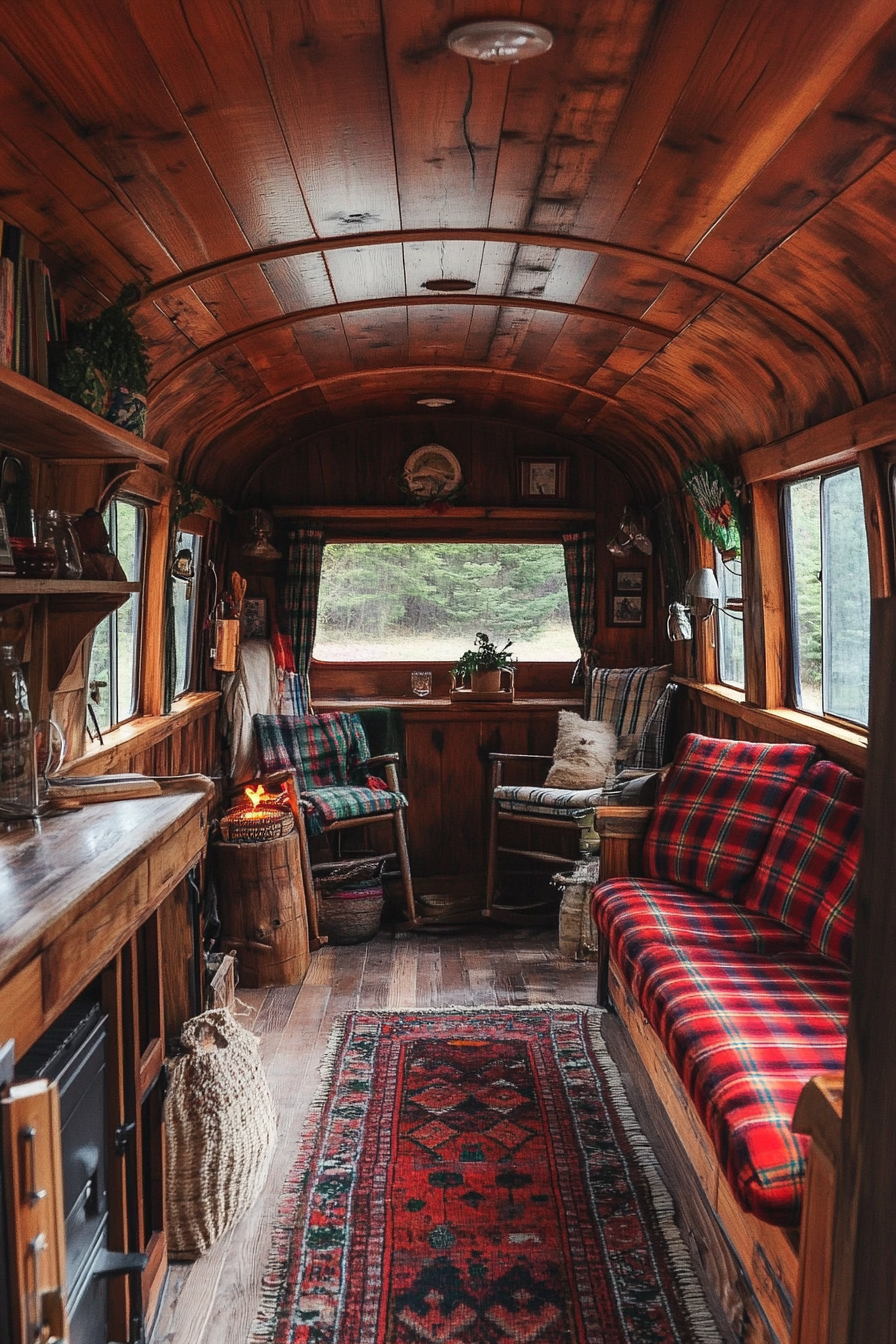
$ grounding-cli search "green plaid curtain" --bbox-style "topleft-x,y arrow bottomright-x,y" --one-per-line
563,530 -> 597,686
281,528 -> 325,710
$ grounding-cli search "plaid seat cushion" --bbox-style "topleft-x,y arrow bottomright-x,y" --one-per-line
494,783 -> 604,818
302,785 -> 406,836
643,734 -> 818,901
632,941 -> 850,1225
254,712 -> 371,788
589,663 -> 671,737
592,878 -> 807,999
742,759 -> 863,967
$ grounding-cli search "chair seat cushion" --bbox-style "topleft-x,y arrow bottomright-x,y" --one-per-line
742,759 -> 863,967
493,783 -> 604,818
631,941 -> 850,1225
643,734 -> 819,901
592,879 -> 808,998
301,785 -> 406,835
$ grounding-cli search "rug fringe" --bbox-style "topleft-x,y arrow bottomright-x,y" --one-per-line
585,1012 -> 722,1344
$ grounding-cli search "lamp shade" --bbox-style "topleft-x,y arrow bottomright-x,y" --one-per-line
686,567 -> 721,602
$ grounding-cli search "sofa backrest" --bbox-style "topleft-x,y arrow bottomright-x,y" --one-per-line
643,734 -> 819,901
741,758 -> 864,967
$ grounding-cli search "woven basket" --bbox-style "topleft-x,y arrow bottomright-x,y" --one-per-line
164,1008 -> 278,1260
317,858 -> 387,944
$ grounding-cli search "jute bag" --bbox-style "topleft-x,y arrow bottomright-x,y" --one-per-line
165,1008 -> 278,1259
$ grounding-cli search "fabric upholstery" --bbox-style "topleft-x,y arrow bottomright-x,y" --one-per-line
632,683 -> 678,769
631,941 -> 849,1226
254,711 -> 407,835
643,733 -> 818,901
592,878 -> 807,998
588,663 -> 671,738
742,759 -> 863,967
493,783 -> 604,818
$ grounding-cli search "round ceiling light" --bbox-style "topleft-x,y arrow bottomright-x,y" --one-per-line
416,396 -> 456,408
422,278 -> 476,292
446,20 -> 553,63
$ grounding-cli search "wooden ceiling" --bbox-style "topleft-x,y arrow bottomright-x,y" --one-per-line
3,0 -> 896,497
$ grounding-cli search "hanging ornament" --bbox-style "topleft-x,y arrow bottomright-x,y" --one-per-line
682,461 -> 741,558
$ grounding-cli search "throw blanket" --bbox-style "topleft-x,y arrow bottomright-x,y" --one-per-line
221,641 -> 279,783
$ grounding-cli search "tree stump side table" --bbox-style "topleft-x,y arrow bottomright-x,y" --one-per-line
211,831 -> 310,987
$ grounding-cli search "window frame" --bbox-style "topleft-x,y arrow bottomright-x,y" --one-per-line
713,548 -> 745,691
171,527 -> 204,699
780,464 -> 871,730
86,495 -> 147,734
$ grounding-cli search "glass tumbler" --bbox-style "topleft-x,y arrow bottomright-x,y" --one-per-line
411,670 -> 432,697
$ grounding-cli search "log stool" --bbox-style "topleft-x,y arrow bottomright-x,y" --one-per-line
211,831 -> 310,987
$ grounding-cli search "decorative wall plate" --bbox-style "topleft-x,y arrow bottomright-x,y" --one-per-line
400,444 -> 463,503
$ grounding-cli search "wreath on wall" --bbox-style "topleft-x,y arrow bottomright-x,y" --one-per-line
682,460 -> 742,558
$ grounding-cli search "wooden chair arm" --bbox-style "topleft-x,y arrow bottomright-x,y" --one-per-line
365,752 -> 401,767
594,805 -> 655,881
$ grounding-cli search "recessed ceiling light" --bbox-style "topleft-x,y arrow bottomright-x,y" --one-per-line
416,397 -> 456,408
446,20 -> 553,63
422,278 -> 476,292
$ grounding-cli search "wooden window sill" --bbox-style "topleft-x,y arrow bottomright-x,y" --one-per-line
674,677 -> 867,772
63,691 -> 221,776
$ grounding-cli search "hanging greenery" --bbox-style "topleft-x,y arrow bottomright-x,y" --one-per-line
682,460 -> 742,557
50,283 -> 151,436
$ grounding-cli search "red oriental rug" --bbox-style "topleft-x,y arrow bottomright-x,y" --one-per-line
250,1007 -> 720,1344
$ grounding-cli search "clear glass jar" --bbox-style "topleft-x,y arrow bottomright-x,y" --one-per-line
0,644 -> 37,817
35,509 -> 83,579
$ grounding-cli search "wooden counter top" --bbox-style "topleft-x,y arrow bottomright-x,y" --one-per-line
0,781 -> 212,987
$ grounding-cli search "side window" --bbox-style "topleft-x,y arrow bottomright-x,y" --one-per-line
172,530 -> 203,696
86,499 -> 145,734
783,467 -> 870,726
714,551 -> 744,690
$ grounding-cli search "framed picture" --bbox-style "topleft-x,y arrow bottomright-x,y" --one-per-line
0,504 -> 15,576
242,597 -> 268,640
614,567 -> 645,594
610,593 -> 645,627
517,457 -> 569,502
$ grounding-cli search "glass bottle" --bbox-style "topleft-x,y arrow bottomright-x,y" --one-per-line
0,644 -> 38,817
35,509 -> 83,579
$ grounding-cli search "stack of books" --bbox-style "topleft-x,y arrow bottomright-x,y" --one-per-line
0,220 -> 65,384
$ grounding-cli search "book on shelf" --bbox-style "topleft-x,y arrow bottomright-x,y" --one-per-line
0,219 -> 59,385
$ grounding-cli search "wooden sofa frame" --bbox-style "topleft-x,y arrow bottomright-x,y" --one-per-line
594,804 -> 822,1344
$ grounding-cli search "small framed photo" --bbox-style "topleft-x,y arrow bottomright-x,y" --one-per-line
517,457 -> 569,502
242,597 -> 268,640
0,504 -> 15,576
614,567 -> 645,594
610,593 -> 645,627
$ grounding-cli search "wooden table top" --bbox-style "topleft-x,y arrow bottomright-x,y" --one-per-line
0,782 -> 211,983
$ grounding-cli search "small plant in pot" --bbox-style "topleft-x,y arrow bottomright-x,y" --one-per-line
50,283 -> 151,437
452,632 -> 514,693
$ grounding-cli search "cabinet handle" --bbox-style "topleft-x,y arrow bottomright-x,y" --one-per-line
21,1124 -> 47,1206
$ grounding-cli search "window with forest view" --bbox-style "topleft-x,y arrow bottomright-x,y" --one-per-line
173,530 -> 203,696
86,499 -> 144,734
784,467 -> 870,725
314,543 -> 578,662
715,551 -> 744,690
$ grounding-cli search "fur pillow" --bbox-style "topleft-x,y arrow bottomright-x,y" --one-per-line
544,713 -> 618,789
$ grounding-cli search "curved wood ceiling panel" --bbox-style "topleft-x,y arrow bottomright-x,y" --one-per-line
2,0 -> 896,493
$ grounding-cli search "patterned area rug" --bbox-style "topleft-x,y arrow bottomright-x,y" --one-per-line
250,1007 -> 720,1344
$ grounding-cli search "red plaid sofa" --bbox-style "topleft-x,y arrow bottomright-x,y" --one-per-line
591,734 -> 863,1229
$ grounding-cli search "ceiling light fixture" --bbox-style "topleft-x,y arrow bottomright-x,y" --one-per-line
446,20 -> 554,63
416,397 -> 456,408
422,278 -> 476,292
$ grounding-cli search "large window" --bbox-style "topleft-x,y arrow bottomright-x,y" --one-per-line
783,467 -> 870,725
86,499 -> 145,733
715,551 -> 744,690
172,530 -> 203,695
314,542 -> 578,661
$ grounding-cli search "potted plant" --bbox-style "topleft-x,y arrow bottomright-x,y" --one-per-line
452,631 -> 514,693
50,283 -> 151,437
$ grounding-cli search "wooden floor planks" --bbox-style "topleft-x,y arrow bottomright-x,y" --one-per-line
149,928 -> 733,1344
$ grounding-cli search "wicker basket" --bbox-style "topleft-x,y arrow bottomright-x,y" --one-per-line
164,1008 -> 278,1260
317,858 -> 386,944
219,804 -> 294,843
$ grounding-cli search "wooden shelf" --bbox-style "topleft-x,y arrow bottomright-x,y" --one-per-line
0,365 -> 167,468
274,505 -> 595,520
0,579 -> 141,695
0,579 -> 141,600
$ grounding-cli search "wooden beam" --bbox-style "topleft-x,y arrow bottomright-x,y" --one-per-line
830,596 -> 896,1344
740,392 -> 896,485
748,482 -> 788,711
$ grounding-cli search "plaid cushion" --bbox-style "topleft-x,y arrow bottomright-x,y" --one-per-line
633,941 -> 849,1225
632,683 -> 678,769
643,734 -> 818,901
254,712 -> 371,788
494,783 -> 603,818
302,785 -> 405,836
742,759 -> 863,967
588,664 -> 671,737
592,878 -> 807,998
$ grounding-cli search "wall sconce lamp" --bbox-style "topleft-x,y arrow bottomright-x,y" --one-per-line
667,567 -> 720,643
